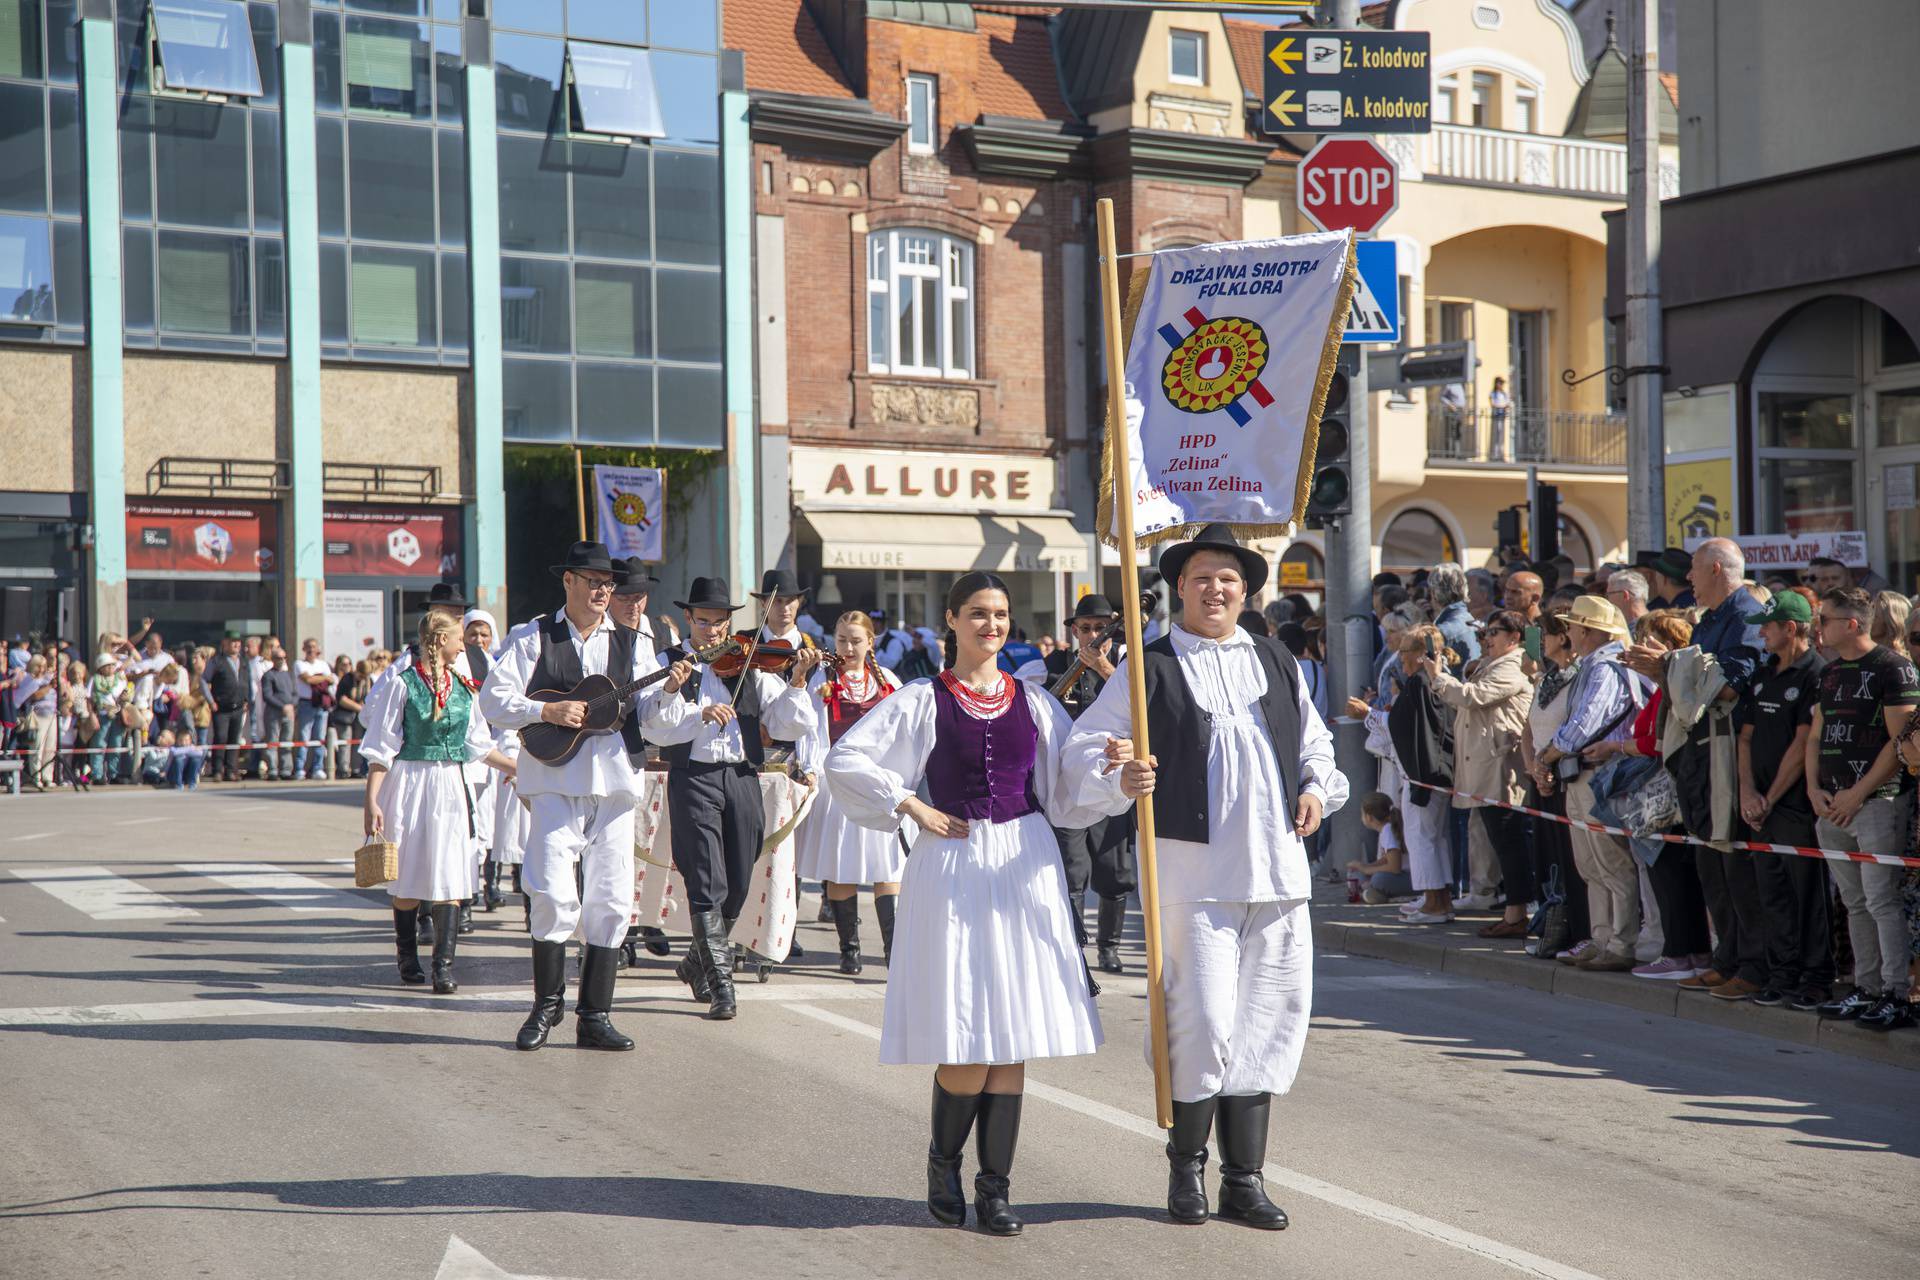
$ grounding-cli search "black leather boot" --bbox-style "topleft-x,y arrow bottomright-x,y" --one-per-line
697,910 -> 737,1021
416,904 -> 434,945
575,945 -> 635,1050
875,893 -> 897,965
393,906 -> 425,985
830,897 -> 863,975
639,925 -> 671,956
676,931 -> 713,1002
479,861 -> 499,911
515,940 -> 566,1050
973,1092 -> 1024,1236
1069,890 -> 1089,949
927,1081 -> 981,1226
1215,1093 -> 1288,1229
1166,1096 -> 1218,1224
1097,898 -> 1127,974
457,899 -> 475,936
428,903 -> 459,994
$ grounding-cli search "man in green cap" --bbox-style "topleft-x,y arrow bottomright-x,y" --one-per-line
1733,590 -> 1834,1012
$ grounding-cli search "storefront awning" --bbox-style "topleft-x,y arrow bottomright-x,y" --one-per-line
801,510 -> 1089,574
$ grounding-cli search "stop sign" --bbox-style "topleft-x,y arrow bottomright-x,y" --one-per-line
1297,137 -> 1398,235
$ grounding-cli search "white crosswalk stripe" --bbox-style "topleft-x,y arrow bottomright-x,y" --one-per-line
7,866 -> 201,920
177,862 -> 369,912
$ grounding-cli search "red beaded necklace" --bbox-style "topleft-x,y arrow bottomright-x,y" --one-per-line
940,668 -> 1013,718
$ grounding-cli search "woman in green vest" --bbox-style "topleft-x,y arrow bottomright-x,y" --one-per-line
362,611 -> 516,993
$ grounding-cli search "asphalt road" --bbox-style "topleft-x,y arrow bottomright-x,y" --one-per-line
1,783 -> 1915,1280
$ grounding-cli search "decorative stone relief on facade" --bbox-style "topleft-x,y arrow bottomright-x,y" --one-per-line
871,382 -> 981,428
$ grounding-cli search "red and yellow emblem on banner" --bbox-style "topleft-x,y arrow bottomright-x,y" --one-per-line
1159,308 -> 1273,424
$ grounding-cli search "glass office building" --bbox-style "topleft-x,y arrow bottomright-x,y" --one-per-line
0,0 -> 727,649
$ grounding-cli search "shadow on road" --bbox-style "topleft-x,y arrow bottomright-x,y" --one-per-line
0,1173 -> 1166,1229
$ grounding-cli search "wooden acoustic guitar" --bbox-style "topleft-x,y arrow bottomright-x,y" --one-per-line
518,636 -> 740,766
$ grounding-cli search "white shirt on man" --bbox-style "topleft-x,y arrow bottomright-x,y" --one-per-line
295,657 -> 332,703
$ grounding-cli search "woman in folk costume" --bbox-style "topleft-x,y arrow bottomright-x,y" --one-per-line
361,611 -> 515,994
462,609 -> 501,920
824,572 -> 1104,1237
797,610 -> 904,974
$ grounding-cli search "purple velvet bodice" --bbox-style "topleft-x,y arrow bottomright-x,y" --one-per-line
925,677 -> 1041,823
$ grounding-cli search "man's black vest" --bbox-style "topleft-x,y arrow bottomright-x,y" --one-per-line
658,645 -> 764,768
1043,644 -> 1120,720
532,613 -> 645,765
1140,632 -> 1304,843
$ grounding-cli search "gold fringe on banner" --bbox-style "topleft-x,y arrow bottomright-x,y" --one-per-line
1096,234 -> 1361,558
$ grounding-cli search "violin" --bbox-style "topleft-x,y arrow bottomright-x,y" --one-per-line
707,631 -> 808,679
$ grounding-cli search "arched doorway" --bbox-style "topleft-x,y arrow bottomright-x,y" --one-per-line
1380,507 -> 1459,575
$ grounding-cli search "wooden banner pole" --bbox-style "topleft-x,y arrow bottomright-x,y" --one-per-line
574,448 -> 589,541
1095,196 -> 1173,1131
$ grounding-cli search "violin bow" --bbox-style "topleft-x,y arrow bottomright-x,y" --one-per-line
727,596 -> 768,706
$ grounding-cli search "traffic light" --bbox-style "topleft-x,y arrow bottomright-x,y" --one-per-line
1495,506 -> 1523,554
1305,347 -> 1358,525
1531,483 -> 1561,563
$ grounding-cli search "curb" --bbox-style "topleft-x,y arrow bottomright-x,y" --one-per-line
1313,910 -> 1920,1074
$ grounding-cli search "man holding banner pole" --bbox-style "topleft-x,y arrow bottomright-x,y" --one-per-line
1079,200 -> 1356,1227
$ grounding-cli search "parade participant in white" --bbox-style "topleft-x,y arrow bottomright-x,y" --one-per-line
752,568 -> 823,961
479,541 -> 659,1052
358,582 -> 475,724
798,610 -> 903,974
362,611 -> 514,995
825,572 -> 1104,1237
1066,525 -> 1346,1231
605,556 -> 672,962
641,576 -> 821,1021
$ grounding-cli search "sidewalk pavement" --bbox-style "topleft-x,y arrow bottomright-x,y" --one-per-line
1310,881 -> 1920,1074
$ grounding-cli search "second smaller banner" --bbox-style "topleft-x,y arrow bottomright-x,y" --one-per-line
591,465 -> 665,562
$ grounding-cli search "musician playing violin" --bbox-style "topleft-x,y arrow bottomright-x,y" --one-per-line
479,540 -> 660,1054
641,576 -> 821,1021
1042,594 -> 1138,981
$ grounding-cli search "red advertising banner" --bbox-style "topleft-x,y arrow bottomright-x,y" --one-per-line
126,501 -> 279,576
323,505 -> 462,579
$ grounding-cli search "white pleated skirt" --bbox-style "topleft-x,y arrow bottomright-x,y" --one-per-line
796,786 -> 907,886
382,758 -> 480,902
490,771 -> 530,867
880,810 -> 1103,1066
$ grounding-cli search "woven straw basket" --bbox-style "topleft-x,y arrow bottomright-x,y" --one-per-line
354,840 -> 399,888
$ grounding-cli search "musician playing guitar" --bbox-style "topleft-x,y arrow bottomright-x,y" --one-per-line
641,576 -> 820,1021
479,541 -> 659,1054
1043,594 -> 1139,983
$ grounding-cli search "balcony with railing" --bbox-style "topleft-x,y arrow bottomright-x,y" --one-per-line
1427,405 -> 1627,470
1381,123 -> 1632,200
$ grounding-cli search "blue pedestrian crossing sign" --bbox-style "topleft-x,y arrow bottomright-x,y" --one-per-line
1342,239 -> 1399,344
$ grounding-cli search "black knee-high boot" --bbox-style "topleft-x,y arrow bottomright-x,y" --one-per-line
973,1092 -> 1024,1236
428,903 -> 458,994
831,897 -> 862,975
393,906 -> 425,985
1166,1096 -> 1218,1224
416,903 -> 434,945
927,1081 -> 982,1226
1215,1093 -> 1288,1229
875,893 -> 897,965
480,861 -> 499,911
696,910 -> 736,1020
516,939 -> 566,1050
575,945 -> 635,1050
1097,898 -> 1127,974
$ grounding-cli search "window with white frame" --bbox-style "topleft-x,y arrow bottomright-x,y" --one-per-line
1169,29 -> 1205,84
906,73 -> 937,154
1433,75 -> 1456,124
1514,86 -> 1538,134
866,228 -> 973,378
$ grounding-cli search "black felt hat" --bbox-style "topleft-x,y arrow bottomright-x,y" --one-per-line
1651,547 -> 1693,582
613,556 -> 658,596
548,541 -> 616,578
1072,593 -> 1117,620
425,581 -> 469,610
750,568 -> 809,600
1157,523 -> 1270,597
676,576 -> 742,612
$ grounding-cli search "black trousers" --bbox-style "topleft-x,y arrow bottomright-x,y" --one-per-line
1645,845 -> 1713,958
1478,804 -> 1535,903
1751,806 -> 1834,990
1530,782 -> 1590,943
210,708 -> 248,777
668,761 -> 764,919
1703,829 -> 1772,986
1056,813 -> 1138,902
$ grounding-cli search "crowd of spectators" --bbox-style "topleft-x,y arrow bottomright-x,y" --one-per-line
1339,544 -> 1920,1034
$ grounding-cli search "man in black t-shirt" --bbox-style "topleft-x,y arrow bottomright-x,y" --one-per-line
1804,588 -> 1919,1031
1734,592 -> 1832,1010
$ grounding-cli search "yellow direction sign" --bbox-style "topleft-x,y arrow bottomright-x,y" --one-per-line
1267,89 -> 1299,127
1267,36 -> 1301,75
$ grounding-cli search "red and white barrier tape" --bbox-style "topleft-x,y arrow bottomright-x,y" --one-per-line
1406,779 -> 1920,871
4,738 -> 360,759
